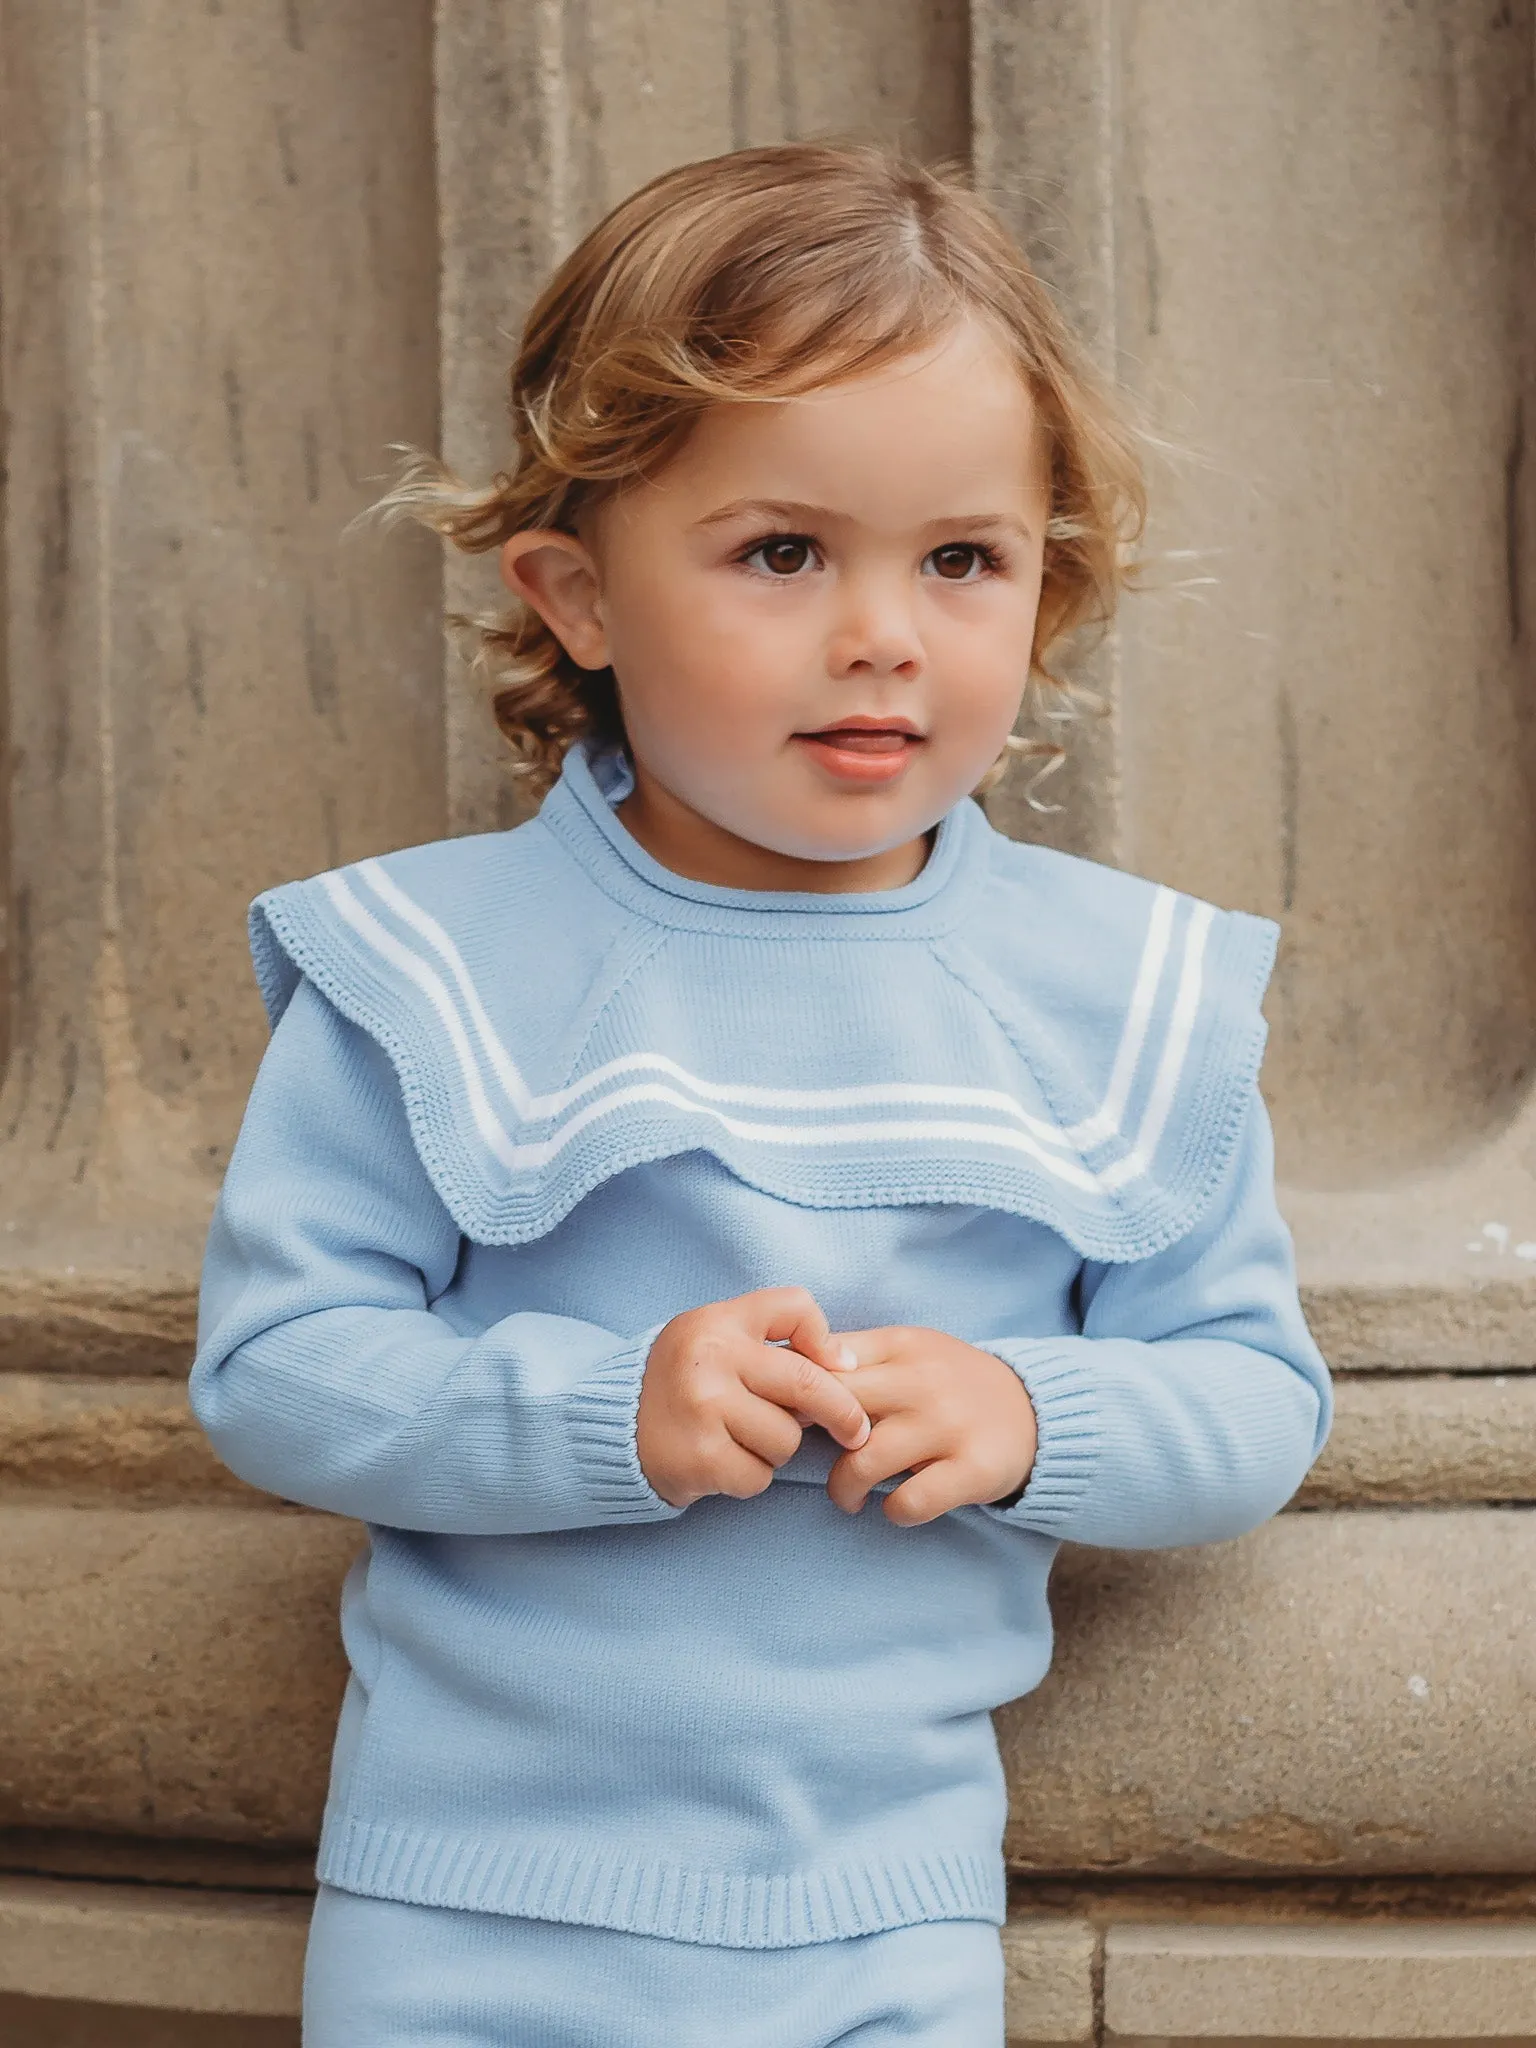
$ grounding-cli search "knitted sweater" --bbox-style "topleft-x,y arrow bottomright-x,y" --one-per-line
190,741 -> 1331,1947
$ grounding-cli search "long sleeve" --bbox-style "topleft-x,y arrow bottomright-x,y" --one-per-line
189,976 -> 683,1535
981,1088 -> 1331,1549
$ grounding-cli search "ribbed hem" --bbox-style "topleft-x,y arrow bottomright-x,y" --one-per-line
979,1341 -> 1102,1539
316,1816 -> 1005,1947
567,1336 -> 684,1525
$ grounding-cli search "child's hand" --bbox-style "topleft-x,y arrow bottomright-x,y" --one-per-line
636,1287 -> 872,1509
824,1327 -> 1038,1525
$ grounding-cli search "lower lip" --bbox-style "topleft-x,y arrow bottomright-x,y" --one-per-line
793,733 -> 921,784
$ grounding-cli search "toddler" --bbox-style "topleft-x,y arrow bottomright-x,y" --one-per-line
191,142 -> 1332,2047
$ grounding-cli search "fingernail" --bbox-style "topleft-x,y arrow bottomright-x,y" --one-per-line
854,1415 -> 871,1447
832,1343 -> 857,1370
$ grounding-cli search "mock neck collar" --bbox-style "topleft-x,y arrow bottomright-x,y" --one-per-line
536,740 -> 986,938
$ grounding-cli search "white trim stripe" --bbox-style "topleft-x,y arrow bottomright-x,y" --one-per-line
317,862 -> 1213,1194
1068,886 -> 1174,1150
1100,902 -> 1213,1190
354,858 -> 1179,1156
320,871 -> 525,1173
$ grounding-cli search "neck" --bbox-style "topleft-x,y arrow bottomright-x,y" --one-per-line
614,759 -> 932,895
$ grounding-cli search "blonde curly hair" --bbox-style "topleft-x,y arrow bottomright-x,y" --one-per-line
368,141 -> 1144,796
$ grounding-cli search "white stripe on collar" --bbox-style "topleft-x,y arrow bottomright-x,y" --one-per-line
316,860 -> 1205,1193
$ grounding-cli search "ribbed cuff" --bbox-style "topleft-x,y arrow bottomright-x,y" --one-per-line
977,1340 -> 1103,1538
566,1329 -> 685,1525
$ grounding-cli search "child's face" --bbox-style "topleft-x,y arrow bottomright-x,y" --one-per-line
503,316 -> 1050,890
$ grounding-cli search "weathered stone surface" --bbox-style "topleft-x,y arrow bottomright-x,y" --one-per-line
972,0 -> 1122,862
3,1504 -> 1533,1871
0,1877 -> 308,2015
1103,1921 -> 1536,2042
0,1879 -> 1093,2038
0,1274 -> 196,1379
1003,1915 -> 1098,2045
10,1902 -> 1536,2044
0,1830 -> 316,1895
999,1510 -> 1536,1875
10,1268 -> 1536,1380
1295,1373 -> 1536,1506
0,1509 -> 355,1842
1292,1215 -> 1536,1370
975,0 -> 1536,1263
1011,1875 -> 1536,1926
0,1376 -> 264,1505
1298,1277 -> 1536,1376
0,1999 -> 295,2048
0,0 -> 445,1283
8,1369 -> 1531,1512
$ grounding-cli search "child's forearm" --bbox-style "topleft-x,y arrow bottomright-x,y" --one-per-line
981,1090 -> 1331,1550
191,974 -> 684,1534
191,1299 -> 680,1534
979,1332 -> 1324,1548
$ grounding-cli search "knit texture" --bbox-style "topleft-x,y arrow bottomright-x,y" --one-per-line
192,742 -> 1332,1946
248,745 -> 1280,1263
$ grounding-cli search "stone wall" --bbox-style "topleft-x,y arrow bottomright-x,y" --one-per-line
1,3 -> 1533,2042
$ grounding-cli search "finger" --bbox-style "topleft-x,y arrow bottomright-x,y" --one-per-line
746,1286 -> 857,1372
739,1347 -> 871,1452
708,1440 -> 778,1501
723,1391 -> 804,1470
825,1418 -> 933,1515
825,1327 -> 902,1370
882,1459 -> 969,1527
833,1363 -> 915,1419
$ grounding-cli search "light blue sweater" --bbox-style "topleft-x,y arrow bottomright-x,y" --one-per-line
191,741 -> 1331,1947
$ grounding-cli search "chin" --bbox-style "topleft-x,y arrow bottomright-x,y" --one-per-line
748,808 -> 940,866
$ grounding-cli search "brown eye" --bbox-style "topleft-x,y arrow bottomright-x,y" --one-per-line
928,543 -> 984,581
748,536 -> 815,576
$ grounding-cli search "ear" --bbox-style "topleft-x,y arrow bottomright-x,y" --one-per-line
499,530 -> 610,671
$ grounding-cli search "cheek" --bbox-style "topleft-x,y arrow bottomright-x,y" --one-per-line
926,584 -> 1040,695
611,574 -> 809,729
601,566 -> 690,667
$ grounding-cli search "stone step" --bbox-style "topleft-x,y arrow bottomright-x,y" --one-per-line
3,1371 -> 1536,1508
0,1505 -> 1532,1875
4,1879 -> 1535,2042
1103,1921 -> 1536,2045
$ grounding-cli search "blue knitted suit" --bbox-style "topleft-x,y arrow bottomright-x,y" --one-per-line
191,742 -> 1331,1947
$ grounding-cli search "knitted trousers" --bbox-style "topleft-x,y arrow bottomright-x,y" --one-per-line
302,1885 -> 1006,2047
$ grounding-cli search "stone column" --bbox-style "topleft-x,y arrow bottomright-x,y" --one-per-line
0,0 -> 440,1879
0,0 -> 445,1362
975,0 -> 1536,1880
977,0 -> 1536,1340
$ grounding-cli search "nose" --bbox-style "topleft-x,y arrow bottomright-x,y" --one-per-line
825,569 -> 924,681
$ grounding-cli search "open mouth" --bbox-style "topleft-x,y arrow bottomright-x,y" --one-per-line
792,722 -> 925,783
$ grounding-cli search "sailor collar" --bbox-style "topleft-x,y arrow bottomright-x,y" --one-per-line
247,742 -> 1278,1264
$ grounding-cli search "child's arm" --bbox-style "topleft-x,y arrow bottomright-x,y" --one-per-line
192,976 -> 864,1535
983,1087 -> 1330,1548
190,976 -> 680,1533
828,1088 -> 1332,1546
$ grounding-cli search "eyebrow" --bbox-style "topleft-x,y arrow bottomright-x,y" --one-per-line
691,498 -> 1035,540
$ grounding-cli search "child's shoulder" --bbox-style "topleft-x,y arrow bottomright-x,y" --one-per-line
244,811 -> 634,1035
960,820 -> 1280,1034
977,821 -> 1274,943
283,810 -> 603,918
